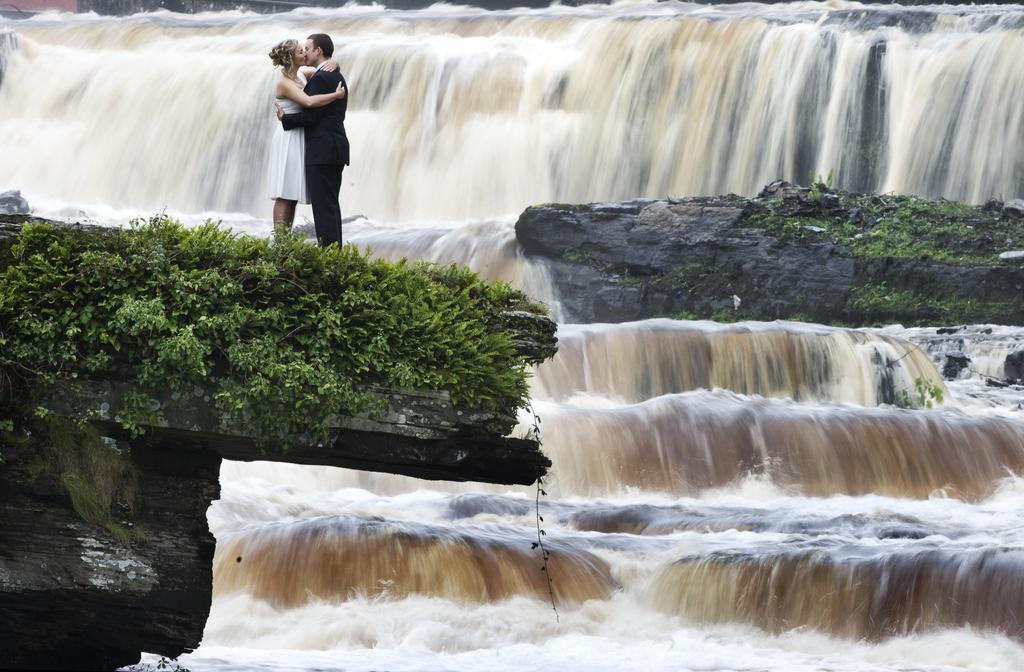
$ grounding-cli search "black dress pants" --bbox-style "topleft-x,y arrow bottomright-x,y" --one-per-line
307,163 -> 344,247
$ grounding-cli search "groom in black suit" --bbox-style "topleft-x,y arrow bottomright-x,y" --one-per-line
277,33 -> 349,247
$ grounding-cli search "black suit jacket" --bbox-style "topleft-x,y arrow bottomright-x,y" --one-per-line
281,68 -> 350,167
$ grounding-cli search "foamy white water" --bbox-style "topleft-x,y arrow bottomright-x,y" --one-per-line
4,3 -> 1024,671
205,307 -> 1024,671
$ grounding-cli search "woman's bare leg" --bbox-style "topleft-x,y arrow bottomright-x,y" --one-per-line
273,198 -> 297,236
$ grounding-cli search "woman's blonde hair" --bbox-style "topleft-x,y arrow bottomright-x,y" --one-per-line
269,39 -> 299,74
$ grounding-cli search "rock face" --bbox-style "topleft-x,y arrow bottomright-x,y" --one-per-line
942,352 -> 971,380
0,190 -> 29,215
0,214 -> 557,670
2,381 -> 552,670
1002,200 -> 1024,218
38,379 -> 552,486
1,439 -> 219,670
2,377 -> 553,668
516,183 -> 1024,326
1006,351 -> 1024,384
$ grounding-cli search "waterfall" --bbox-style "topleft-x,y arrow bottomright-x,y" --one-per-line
533,320 -> 944,407
531,391 -> 1024,499
652,545 -> 1024,641
347,221 -> 560,313
5,4 -> 1024,670
213,516 -> 616,607
893,324 -> 1024,381
3,3 -> 1024,222
0,29 -> 16,88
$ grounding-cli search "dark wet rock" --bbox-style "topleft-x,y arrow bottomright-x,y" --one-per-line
0,190 -> 29,216
985,378 -> 1024,391
1002,199 -> 1024,218
3,384 -> 552,670
937,326 -> 965,335
3,383 -> 553,670
568,504 -> 961,540
982,200 -> 1005,214
942,352 -> 971,380
498,309 -> 558,365
758,179 -> 791,198
872,350 -> 899,405
1006,350 -> 1024,384
516,184 -> 1024,326
1,439 -> 219,670
21,353 -> 551,489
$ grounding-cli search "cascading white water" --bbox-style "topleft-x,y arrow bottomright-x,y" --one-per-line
892,324 -> 1024,381
0,30 -> 16,87
347,221 -> 561,315
533,319 -> 944,406
4,4 -> 1024,672
3,1 -> 1024,224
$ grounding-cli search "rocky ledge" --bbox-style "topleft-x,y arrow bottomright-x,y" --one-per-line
0,215 -> 556,670
516,181 -> 1024,326
35,377 -> 552,486
1,436 -> 220,670
2,377 -> 553,670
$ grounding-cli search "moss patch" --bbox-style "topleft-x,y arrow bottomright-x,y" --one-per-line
742,188 -> 1024,265
848,282 -> 1012,326
2,412 -> 140,542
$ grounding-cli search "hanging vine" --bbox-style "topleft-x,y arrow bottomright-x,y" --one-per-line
526,402 -> 558,622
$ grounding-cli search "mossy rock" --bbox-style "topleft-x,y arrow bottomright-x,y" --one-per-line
0,216 -> 555,447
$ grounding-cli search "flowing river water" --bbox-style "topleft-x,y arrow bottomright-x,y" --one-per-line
3,3 -> 1024,671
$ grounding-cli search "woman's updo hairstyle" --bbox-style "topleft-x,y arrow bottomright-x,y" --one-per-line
269,39 -> 298,72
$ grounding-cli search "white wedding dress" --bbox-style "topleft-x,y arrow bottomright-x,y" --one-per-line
266,75 -> 309,204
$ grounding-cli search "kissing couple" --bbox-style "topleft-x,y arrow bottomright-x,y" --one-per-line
266,33 -> 350,247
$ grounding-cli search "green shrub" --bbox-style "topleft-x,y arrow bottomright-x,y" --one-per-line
0,217 -> 546,446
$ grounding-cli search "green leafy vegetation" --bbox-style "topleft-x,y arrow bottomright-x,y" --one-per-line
895,377 -> 945,410
708,308 -> 749,324
561,249 -> 597,266
743,189 -> 1022,265
620,262 -> 711,290
848,282 -> 1012,326
806,171 -> 834,203
0,217 -> 546,449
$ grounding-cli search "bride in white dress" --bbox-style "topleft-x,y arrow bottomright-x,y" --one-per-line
267,39 -> 346,233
